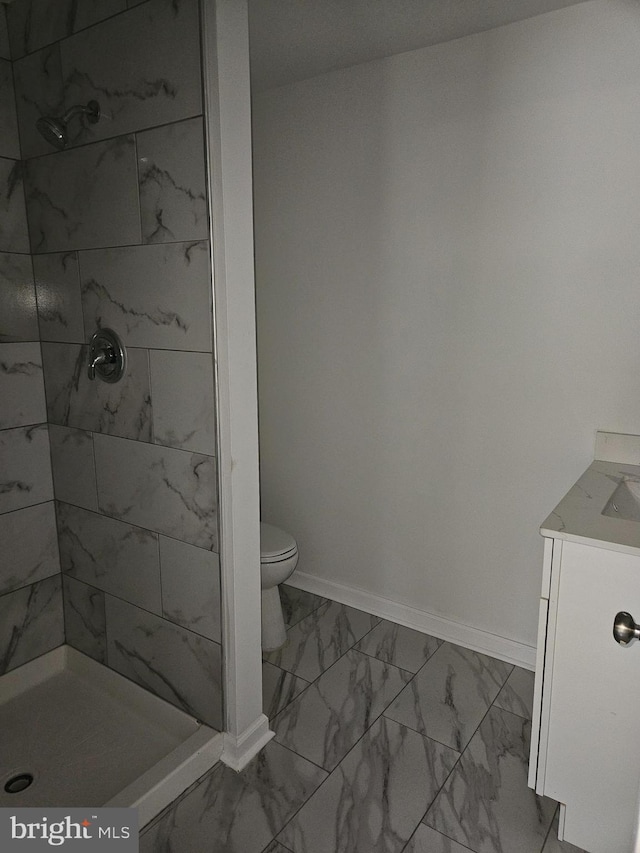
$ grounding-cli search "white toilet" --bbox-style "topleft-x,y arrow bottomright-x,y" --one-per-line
260,522 -> 299,651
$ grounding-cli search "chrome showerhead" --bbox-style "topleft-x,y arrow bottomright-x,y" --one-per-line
36,115 -> 67,150
36,100 -> 101,150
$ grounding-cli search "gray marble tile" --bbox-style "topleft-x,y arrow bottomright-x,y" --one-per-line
61,0 -> 202,147
41,342 -> 152,442
279,715 -> 458,853
425,706 -> 556,853
81,241 -> 212,351
139,740 -> 327,853
6,0 -> 127,60
273,649 -> 411,771
354,620 -> 442,673
73,0 -> 128,32
12,44 -> 64,160
150,349 -> 216,455
159,535 -> 220,642
49,424 -> 98,511
138,116 -> 207,243
263,660 -> 310,719
0,253 -> 37,342
25,136 -> 140,253
34,252 -> 84,342
280,584 -> 328,627
542,811 -> 588,853
105,594 -> 223,728
263,844 -> 294,853
0,502 -> 59,595
494,666 -> 535,720
0,6 -> 9,60
62,574 -> 106,663
0,158 -> 29,253
58,501 -> 161,614
94,433 -> 218,550
7,0 -> 70,60
264,599 -> 380,682
0,574 -> 64,674
0,342 -> 46,429
404,825 -> 472,853
0,424 -> 53,514
0,59 -> 19,159
384,642 -> 512,752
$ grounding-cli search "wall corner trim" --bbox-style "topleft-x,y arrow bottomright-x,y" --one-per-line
220,714 -> 274,772
289,572 -> 537,671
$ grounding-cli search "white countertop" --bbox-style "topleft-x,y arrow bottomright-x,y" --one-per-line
541,459 -> 640,556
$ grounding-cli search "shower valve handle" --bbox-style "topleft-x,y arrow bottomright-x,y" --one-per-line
86,328 -> 127,383
88,348 -> 112,380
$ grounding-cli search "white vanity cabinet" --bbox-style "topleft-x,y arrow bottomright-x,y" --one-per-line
530,535 -> 640,852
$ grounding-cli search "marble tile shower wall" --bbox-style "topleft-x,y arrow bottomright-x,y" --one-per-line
0,2 -> 64,677
6,0 -> 223,729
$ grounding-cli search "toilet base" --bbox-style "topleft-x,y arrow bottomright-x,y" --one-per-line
261,586 -> 287,651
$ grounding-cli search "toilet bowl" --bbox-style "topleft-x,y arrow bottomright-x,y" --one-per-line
260,522 -> 298,651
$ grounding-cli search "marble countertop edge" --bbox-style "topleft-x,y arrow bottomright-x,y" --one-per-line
541,454 -> 640,555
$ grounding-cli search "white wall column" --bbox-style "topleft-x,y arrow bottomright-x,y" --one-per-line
201,0 -> 273,770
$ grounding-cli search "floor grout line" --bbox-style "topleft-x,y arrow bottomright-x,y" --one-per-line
141,590 -> 552,852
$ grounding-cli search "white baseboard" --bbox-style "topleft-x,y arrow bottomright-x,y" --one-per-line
221,714 -> 274,772
288,571 -> 536,671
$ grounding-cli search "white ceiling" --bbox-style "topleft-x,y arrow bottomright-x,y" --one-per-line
248,0 -> 591,92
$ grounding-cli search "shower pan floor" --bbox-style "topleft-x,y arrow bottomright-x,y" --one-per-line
0,645 -> 222,826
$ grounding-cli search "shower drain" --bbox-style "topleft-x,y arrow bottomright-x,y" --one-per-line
4,773 -> 34,794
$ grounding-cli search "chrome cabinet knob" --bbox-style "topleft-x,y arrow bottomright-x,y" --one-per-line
613,611 -> 640,646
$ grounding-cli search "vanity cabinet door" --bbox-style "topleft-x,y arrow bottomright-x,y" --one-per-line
545,540 -> 640,852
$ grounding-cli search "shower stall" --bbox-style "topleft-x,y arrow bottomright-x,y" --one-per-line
0,0 -> 266,828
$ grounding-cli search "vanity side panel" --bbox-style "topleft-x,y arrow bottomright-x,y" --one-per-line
528,596 -> 549,790
529,536 -> 561,794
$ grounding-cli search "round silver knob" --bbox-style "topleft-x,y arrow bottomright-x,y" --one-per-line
613,611 -> 640,645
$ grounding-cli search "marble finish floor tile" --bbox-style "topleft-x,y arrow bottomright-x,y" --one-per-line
280,584 -> 328,627
354,619 -> 442,673
139,740 -> 327,853
263,660 -> 310,719
425,706 -> 556,853
493,666 -> 535,720
132,592 -> 567,853
263,843 -> 294,853
273,648 -> 411,771
385,642 -> 512,751
278,715 -> 458,853
404,824 -> 472,853
264,599 -> 379,681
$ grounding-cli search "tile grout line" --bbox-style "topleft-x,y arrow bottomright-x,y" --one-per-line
265,645 -> 437,849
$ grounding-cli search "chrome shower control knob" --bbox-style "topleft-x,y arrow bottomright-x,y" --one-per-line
87,328 -> 127,383
613,611 -> 640,645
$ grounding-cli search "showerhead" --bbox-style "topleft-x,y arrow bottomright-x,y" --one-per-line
36,100 -> 101,150
36,115 -> 67,150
